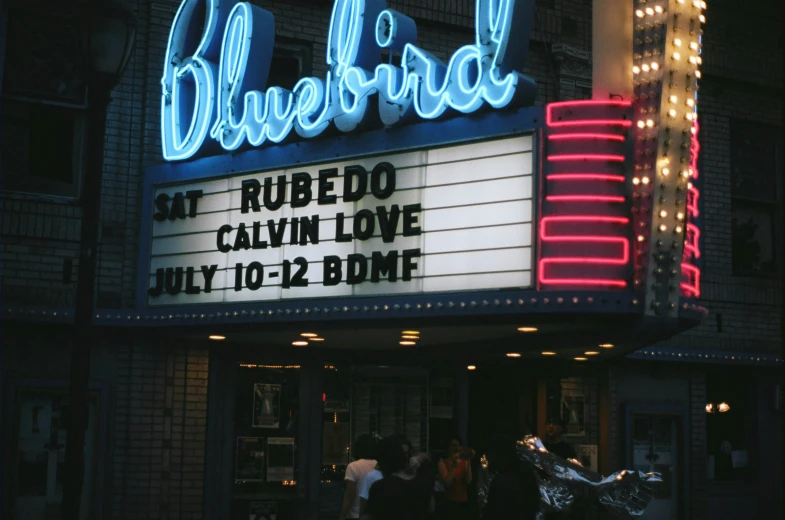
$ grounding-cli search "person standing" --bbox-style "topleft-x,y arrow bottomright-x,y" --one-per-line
543,418 -> 576,461
364,435 -> 434,520
340,434 -> 378,520
437,436 -> 473,520
481,434 -> 540,520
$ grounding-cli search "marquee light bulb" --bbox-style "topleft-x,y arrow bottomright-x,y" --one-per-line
633,177 -> 641,185
693,0 -> 701,7
669,95 -> 678,103
674,38 -> 682,47
697,57 -> 702,64
675,225 -> 683,233
636,9 -> 645,17
659,224 -> 667,232
662,167 -> 670,176
651,62 -> 660,70
645,8 -> 654,15
633,65 -> 641,74
699,14 -> 706,23
701,1 -> 707,8
642,176 -> 651,184
642,64 -> 650,72
682,170 -> 690,178
689,56 -> 698,64
672,52 -> 681,60
660,210 -> 668,218
677,212 -> 685,220
685,112 -> 694,121
668,109 -> 677,117
646,119 -> 655,127
695,70 -> 702,78
637,120 -> 646,128
690,42 -> 699,50
655,6 -> 664,13
686,99 -> 695,107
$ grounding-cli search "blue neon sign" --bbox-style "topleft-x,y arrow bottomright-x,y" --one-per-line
161,0 -> 537,161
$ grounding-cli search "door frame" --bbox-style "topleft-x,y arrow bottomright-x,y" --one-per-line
624,404 -> 689,520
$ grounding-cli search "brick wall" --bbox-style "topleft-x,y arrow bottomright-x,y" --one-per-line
110,342 -> 209,520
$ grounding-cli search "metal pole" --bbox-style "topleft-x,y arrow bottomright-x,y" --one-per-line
61,83 -> 111,520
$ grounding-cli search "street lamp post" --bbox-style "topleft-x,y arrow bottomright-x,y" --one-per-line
62,2 -> 136,519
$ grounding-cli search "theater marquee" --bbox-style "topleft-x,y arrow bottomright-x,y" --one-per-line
146,136 -> 534,307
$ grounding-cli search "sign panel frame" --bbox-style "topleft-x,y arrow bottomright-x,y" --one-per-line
136,106 -> 544,316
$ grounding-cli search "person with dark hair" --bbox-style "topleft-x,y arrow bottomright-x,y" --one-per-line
437,436 -> 474,520
543,418 -> 576,461
340,434 -> 378,520
482,434 -> 541,520
363,435 -> 434,520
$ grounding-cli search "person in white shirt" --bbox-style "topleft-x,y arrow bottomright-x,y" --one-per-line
340,434 -> 378,520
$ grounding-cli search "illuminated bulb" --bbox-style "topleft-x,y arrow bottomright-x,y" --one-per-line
645,7 -> 654,15
675,225 -> 683,233
677,212 -> 685,220
642,176 -> 650,184
662,167 -> 670,176
672,52 -> 681,60
209,335 -> 226,341
584,351 -> 600,356
668,109 -> 677,117
690,42 -> 699,50
292,340 -> 309,346
681,170 -> 690,178
518,326 -> 538,333
633,177 -> 641,185
660,210 -> 668,218
693,0 -> 701,7
637,235 -> 646,242
633,65 -> 641,74
467,365 -> 477,370
669,95 -> 678,103
655,6 -> 663,13
541,352 -> 557,356
695,70 -> 702,78
646,119 -> 655,127
697,57 -> 702,64
400,341 -> 416,346
401,335 -> 419,339
659,224 -> 667,232
718,402 -> 731,413
635,9 -> 644,17
705,403 -> 714,413
637,120 -> 646,128
677,0 -> 684,3
686,99 -> 695,107
301,332 -> 318,338
674,38 -> 682,47
699,14 -> 705,23
574,357 -> 588,361
689,56 -> 698,64
688,181 -> 694,189
506,353 -> 522,358
402,330 -> 420,335
599,343 -> 614,348
642,64 -> 650,72
700,1 -> 707,8
685,113 -> 694,121
651,62 -> 659,70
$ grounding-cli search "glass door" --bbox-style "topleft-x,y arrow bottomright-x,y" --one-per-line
630,411 -> 683,520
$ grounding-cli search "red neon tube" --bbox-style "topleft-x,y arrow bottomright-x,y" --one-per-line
547,133 -> 626,142
547,154 -> 626,162
546,174 -> 626,182
546,195 -> 626,203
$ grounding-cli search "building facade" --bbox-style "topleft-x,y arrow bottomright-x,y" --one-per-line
0,1 -> 781,520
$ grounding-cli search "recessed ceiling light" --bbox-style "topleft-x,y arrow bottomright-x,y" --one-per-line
301,332 -> 318,338
310,337 -> 325,342
584,351 -> 600,356
401,335 -> 419,340
402,330 -> 420,335
541,351 -> 557,356
574,357 -> 588,361
292,340 -> 309,347
517,327 -> 538,332
467,365 -> 477,370
209,335 -> 226,341
399,341 -> 416,346
599,343 -> 614,348
506,353 -> 522,358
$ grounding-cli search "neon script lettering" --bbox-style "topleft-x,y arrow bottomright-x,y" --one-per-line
161,0 -> 537,161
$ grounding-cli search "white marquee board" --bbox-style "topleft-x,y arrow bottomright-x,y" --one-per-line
146,135 -> 534,306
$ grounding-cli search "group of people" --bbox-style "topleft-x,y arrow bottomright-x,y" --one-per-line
338,417 -> 578,520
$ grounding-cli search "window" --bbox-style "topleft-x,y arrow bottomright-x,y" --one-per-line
268,41 -> 312,91
1,99 -> 85,198
1,6 -> 86,198
706,371 -> 755,481
730,119 -> 782,277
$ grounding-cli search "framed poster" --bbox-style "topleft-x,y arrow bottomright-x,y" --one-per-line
266,437 -> 295,482
560,378 -> 586,437
249,501 -> 277,520
576,444 -> 598,472
253,384 -> 281,428
235,437 -> 265,482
